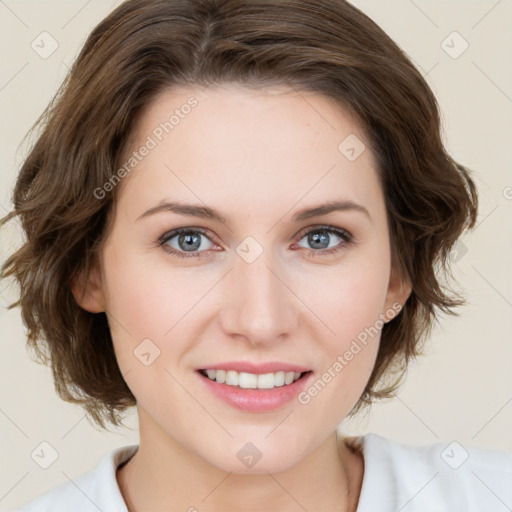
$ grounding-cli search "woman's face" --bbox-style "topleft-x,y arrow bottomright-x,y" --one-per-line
78,84 -> 409,473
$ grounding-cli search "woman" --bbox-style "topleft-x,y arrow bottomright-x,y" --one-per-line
2,1 -> 510,511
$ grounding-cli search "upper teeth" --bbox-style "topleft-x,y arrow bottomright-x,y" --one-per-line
204,369 -> 302,389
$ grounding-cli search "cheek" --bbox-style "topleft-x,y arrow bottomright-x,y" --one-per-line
295,255 -> 389,405
301,256 -> 390,344
297,271 -> 385,417
102,246 -> 197,336
101,247 -> 222,371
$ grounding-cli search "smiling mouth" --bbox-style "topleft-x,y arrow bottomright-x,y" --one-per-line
198,369 -> 312,390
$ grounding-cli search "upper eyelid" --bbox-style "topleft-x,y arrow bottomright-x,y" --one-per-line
296,224 -> 351,239
158,226 -> 216,246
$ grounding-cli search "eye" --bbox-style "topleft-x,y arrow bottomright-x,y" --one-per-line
295,226 -> 353,257
159,228 -> 216,259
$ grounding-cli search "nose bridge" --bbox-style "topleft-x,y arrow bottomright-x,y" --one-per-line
219,242 -> 296,344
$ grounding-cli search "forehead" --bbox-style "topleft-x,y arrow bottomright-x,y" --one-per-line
116,84 -> 384,225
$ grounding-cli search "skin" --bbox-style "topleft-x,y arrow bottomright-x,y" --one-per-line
74,84 -> 411,512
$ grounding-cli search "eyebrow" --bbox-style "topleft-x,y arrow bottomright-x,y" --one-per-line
136,199 -> 371,224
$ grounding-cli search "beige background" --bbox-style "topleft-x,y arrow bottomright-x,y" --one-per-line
1,0 -> 511,510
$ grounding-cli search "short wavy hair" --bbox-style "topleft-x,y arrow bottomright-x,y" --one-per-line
1,0 -> 478,430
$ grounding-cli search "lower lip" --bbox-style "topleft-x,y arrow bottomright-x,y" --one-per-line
197,371 -> 313,412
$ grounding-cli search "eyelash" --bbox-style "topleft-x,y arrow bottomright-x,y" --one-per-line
157,225 -> 354,260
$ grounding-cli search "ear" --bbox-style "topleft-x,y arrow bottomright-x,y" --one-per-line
71,262 -> 106,313
383,265 -> 412,323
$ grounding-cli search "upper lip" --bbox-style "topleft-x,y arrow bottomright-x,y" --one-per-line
197,361 -> 311,374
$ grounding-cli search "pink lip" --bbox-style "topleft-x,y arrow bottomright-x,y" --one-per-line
197,361 -> 311,374
196,369 -> 313,413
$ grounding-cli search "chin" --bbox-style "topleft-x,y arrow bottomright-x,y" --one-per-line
195,434 -> 308,475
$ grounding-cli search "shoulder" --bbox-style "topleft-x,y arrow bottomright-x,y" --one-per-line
346,433 -> 512,512
13,445 -> 138,512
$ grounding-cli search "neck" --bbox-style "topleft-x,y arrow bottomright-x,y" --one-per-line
117,413 -> 363,512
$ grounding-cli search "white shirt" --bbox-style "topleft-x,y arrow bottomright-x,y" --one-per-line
13,433 -> 512,511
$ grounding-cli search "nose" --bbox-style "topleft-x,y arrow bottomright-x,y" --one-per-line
218,246 -> 298,346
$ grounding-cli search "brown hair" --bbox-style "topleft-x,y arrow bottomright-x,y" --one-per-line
1,0 -> 478,430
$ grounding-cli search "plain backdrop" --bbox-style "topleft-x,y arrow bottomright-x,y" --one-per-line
1,0 -> 511,510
